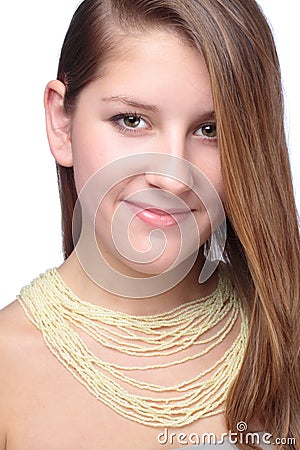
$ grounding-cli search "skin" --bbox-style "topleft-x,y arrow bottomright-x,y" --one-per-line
0,31 -> 251,449
46,30 -> 224,314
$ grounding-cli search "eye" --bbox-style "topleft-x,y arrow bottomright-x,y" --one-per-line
194,123 -> 217,140
110,113 -> 148,130
123,115 -> 145,128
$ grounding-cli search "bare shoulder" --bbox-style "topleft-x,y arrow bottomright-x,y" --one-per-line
0,301 -> 22,449
0,300 -> 42,449
0,299 -> 36,353
0,299 -> 33,388
0,298 -> 43,383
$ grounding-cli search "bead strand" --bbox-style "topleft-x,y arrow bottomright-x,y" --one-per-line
18,268 -> 248,428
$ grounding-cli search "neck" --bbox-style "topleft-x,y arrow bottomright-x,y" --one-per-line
57,250 -> 219,316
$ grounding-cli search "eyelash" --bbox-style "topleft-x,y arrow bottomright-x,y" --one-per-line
108,111 -> 217,141
109,112 -> 147,136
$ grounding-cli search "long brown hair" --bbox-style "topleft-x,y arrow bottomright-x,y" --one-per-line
55,0 -> 300,446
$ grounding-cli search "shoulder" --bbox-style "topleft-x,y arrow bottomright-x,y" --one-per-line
0,299 -> 32,390
0,301 -> 21,448
0,299 -> 42,447
0,299 -> 35,356
0,297 -> 44,383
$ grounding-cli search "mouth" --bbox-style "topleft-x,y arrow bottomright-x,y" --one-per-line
125,201 -> 194,228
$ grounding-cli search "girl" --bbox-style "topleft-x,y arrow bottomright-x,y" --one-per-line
0,0 -> 299,449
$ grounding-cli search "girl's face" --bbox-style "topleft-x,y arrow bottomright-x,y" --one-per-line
67,31 -> 224,277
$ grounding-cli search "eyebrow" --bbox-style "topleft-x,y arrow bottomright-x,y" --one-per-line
101,95 -> 159,112
101,95 -> 215,122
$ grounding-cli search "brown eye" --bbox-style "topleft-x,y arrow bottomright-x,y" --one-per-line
195,123 -> 217,139
123,115 -> 142,128
109,113 -> 150,135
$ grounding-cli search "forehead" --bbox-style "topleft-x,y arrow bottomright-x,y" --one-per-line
103,30 -> 206,78
76,30 -> 213,114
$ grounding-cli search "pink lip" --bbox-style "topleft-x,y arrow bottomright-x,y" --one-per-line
126,202 -> 192,227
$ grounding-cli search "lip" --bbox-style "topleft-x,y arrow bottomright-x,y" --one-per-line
125,201 -> 193,228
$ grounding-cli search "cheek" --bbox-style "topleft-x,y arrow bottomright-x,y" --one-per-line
211,172 -> 224,203
70,122 -> 136,195
213,162 -> 225,204
193,152 -> 224,201
70,134 -> 110,196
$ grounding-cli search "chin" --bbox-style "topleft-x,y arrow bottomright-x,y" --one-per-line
118,248 -> 199,277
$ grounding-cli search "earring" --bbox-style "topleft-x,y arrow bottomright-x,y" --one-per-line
199,220 -> 226,283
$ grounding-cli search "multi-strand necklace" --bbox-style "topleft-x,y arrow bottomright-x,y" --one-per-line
18,268 -> 248,427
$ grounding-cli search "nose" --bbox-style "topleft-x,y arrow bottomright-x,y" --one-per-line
145,154 -> 194,196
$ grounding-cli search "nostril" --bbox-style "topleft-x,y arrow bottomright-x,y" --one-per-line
144,172 -> 191,195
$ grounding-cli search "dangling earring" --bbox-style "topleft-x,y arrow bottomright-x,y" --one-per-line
203,237 -> 211,260
199,220 -> 227,284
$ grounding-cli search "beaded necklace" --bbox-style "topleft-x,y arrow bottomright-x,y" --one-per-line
18,268 -> 248,427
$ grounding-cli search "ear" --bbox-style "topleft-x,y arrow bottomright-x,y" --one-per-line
44,80 -> 73,167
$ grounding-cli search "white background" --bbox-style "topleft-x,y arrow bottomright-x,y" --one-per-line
0,1 -> 299,308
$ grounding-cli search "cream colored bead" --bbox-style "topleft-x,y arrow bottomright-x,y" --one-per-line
18,268 -> 248,428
